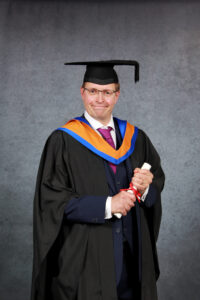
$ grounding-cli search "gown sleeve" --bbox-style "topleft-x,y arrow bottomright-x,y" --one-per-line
32,130 -> 82,296
140,129 -> 165,242
32,130 -> 110,298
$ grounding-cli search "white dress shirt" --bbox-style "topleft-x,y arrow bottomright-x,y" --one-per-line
84,111 -> 149,219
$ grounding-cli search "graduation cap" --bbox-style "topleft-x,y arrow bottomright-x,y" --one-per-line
64,60 -> 139,85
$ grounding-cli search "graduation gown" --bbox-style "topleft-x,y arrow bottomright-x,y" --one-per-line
31,120 -> 165,300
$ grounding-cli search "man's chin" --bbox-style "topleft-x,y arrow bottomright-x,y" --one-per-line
94,113 -> 107,120
88,112 -> 108,123
90,110 -> 105,118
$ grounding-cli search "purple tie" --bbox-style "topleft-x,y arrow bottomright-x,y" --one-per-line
98,127 -> 117,174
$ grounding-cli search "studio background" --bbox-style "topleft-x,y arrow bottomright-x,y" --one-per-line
0,1 -> 199,299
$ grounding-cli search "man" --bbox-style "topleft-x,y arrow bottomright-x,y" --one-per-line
31,60 -> 165,300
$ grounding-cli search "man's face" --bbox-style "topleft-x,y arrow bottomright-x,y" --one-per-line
80,82 -> 120,125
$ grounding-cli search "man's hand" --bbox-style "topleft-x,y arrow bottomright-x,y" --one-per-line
131,168 -> 154,195
111,191 -> 136,216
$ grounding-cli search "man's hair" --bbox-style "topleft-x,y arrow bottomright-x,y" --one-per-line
81,82 -> 120,91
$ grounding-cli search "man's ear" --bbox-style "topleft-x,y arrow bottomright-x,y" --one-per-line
115,90 -> 120,103
80,87 -> 84,97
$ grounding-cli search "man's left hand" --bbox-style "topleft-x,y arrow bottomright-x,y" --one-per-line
131,168 -> 154,195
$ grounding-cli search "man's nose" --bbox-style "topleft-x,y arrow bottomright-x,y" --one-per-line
96,91 -> 104,102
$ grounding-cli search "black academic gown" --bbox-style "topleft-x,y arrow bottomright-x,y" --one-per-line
31,121 -> 165,300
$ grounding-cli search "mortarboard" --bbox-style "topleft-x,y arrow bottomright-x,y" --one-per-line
64,60 -> 139,85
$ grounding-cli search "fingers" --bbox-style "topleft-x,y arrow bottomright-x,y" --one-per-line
111,191 -> 136,215
120,191 -> 136,211
132,168 -> 153,193
134,169 -> 153,180
123,190 -> 136,201
122,199 -> 135,216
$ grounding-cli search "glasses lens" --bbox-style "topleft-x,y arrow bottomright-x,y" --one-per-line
103,90 -> 114,97
85,88 -> 115,97
87,88 -> 98,96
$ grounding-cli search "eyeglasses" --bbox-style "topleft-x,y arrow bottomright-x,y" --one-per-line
84,87 -> 118,98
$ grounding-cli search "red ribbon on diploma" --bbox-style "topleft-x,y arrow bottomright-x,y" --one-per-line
120,182 -> 142,203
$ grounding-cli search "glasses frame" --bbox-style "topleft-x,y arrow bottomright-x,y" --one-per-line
84,87 -> 118,98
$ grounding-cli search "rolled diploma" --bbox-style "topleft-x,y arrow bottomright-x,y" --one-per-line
114,162 -> 152,219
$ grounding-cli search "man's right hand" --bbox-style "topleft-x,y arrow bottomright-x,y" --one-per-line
111,191 -> 136,216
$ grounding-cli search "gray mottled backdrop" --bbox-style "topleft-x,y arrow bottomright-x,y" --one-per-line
0,1 -> 200,299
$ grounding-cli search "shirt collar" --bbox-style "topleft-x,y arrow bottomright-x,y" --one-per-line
84,111 -> 115,131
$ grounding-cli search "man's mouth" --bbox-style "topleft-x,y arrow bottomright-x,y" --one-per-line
92,106 -> 107,109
